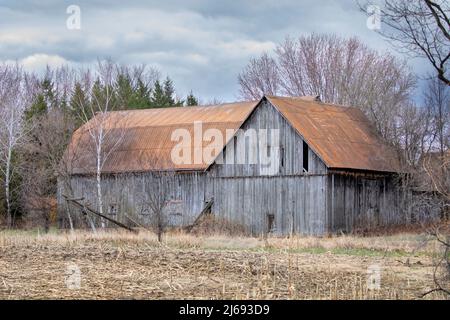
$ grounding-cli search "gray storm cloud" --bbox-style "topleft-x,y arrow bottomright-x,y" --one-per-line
0,0 -> 430,101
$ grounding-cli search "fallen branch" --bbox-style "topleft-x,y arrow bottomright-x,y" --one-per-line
62,194 -> 137,233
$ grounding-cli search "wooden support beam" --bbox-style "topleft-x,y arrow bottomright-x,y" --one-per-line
62,194 -> 137,233
124,214 -> 150,231
185,198 -> 214,232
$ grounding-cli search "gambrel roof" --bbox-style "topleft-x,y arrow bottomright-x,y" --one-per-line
64,95 -> 399,175
64,101 -> 257,174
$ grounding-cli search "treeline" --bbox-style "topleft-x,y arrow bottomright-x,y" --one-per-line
0,61 -> 200,228
28,63 -> 199,121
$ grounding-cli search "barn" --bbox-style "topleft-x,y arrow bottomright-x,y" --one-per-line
58,95 -> 407,235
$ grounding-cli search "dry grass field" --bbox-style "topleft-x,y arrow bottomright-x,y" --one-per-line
0,229 -> 448,300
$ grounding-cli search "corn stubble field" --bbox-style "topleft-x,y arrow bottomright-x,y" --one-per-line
0,228 -> 448,300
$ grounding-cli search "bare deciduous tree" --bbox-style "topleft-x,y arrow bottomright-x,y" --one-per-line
393,102 -> 436,167
422,150 -> 449,205
21,108 -> 79,232
140,172 -> 175,242
0,64 -> 31,227
74,60 -> 128,228
421,153 -> 449,297
359,0 -> 450,86
423,227 -> 450,297
424,77 -> 450,158
238,53 -> 280,100
238,34 -> 416,141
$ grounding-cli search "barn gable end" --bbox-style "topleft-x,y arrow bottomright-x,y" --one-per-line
208,97 -> 327,177
208,98 -> 329,235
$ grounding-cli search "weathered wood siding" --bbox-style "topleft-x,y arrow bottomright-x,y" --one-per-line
208,100 -> 328,235
327,173 -> 405,232
209,100 -> 327,178
211,175 -> 327,235
58,172 -> 208,227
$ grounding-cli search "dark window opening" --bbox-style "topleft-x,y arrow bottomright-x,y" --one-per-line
233,135 -> 238,163
267,214 -> 275,233
280,146 -> 285,168
303,141 -> 309,172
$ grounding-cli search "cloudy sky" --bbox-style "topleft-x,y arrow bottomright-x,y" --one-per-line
0,0 -> 430,102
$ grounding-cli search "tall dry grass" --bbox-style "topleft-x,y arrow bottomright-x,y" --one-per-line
0,228 -> 447,299
0,227 -> 440,257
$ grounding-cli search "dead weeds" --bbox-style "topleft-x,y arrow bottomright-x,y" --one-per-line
0,229 -> 447,300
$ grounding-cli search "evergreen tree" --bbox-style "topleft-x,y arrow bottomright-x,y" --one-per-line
133,78 -> 152,109
114,69 -> 152,109
25,94 -> 48,121
115,73 -> 134,108
163,77 -> 184,106
90,78 -> 118,112
41,78 -> 56,109
150,77 -> 183,108
24,77 -> 57,120
163,77 -> 176,106
149,79 -> 167,107
186,91 -> 199,106
70,82 -> 91,124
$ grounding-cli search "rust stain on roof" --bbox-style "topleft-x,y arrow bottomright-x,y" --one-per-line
266,96 -> 399,172
64,101 -> 258,174
64,96 -> 399,175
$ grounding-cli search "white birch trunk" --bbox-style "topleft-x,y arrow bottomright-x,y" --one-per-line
96,130 -> 105,228
5,145 -> 12,227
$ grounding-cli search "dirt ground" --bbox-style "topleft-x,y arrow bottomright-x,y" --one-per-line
0,230 -> 447,300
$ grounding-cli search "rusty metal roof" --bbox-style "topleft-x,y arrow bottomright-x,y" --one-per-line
64,101 -> 258,174
266,96 -> 399,172
64,96 -> 399,175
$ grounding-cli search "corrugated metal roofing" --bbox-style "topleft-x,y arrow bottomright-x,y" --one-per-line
64,96 -> 399,175
266,96 -> 399,172
64,101 -> 258,174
